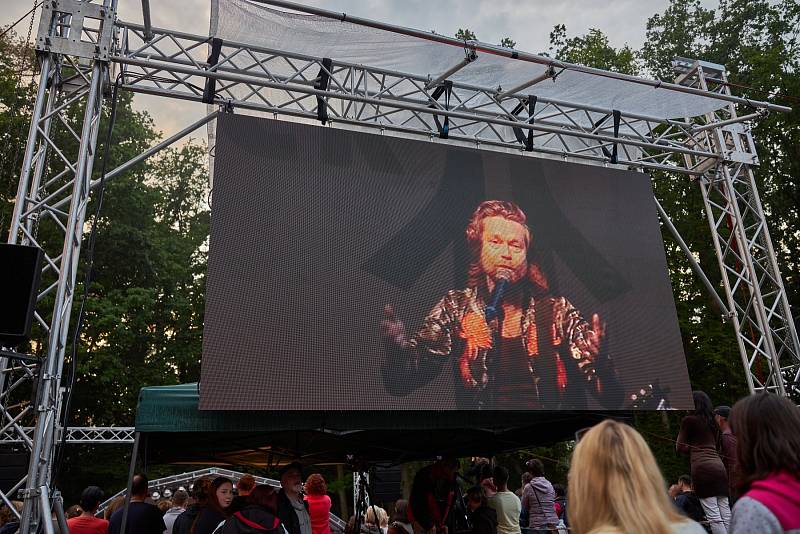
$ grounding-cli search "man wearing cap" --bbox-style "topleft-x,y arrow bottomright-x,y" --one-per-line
714,405 -> 739,503
278,462 -> 311,534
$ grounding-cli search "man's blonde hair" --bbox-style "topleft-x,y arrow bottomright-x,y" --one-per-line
567,419 -> 687,534
464,199 -> 548,294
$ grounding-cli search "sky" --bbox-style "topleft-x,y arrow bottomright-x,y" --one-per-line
1,0 -> 716,138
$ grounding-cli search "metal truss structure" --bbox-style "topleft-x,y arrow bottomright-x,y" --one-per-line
672,59 -> 800,397
1,0 -> 798,531
0,426 -> 135,445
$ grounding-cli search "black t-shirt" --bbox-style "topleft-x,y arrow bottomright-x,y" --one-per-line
109,501 -> 166,534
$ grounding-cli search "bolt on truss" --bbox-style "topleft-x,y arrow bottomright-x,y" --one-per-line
1,1 -> 799,532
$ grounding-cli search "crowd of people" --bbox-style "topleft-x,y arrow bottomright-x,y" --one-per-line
0,392 -> 797,534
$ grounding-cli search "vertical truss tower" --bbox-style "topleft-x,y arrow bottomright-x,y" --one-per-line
0,1 -> 798,531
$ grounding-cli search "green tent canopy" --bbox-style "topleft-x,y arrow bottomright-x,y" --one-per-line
135,383 -> 622,465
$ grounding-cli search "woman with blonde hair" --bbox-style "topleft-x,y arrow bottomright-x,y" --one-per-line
568,420 -> 706,534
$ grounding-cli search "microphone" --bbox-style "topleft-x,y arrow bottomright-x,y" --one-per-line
485,272 -> 510,322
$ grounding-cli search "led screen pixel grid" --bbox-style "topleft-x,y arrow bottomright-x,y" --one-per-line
199,114 -> 692,411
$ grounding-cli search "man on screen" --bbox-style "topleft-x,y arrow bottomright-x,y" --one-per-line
382,199 -> 623,409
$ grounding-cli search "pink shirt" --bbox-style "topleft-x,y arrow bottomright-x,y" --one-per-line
304,494 -> 332,534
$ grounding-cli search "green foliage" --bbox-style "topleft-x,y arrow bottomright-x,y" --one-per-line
499,37 -> 516,49
547,0 -> 799,473
0,27 -> 210,500
549,24 -> 639,74
642,0 -> 800,403
0,30 -> 36,238
455,28 -> 477,41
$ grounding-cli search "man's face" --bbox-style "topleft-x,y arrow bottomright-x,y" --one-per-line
281,469 -> 303,494
479,216 -> 528,284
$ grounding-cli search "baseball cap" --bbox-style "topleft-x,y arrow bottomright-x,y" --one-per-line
714,405 -> 731,419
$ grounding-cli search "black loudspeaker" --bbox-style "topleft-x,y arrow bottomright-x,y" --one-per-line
0,450 -> 29,496
0,244 -> 44,347
371,465 -> 402,505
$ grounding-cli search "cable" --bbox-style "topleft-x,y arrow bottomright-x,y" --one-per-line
0,1 -> 42,41
51,72 -> 123,486
712,78 -> 800,105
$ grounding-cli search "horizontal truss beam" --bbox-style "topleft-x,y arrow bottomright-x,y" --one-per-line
112,20 -> 768,176
0,426 -> 136,444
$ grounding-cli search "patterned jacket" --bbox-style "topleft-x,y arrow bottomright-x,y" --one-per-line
387,285 -> 622,409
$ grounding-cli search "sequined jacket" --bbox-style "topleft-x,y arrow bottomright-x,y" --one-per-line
384,285 -> 622,409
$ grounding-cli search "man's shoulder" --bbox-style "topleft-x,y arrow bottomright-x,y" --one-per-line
490,491 -> 519,506
435,288 -> 474,308
732,495 -> 783,533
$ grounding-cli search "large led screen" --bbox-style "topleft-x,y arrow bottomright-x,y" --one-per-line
199,114 -> 692,411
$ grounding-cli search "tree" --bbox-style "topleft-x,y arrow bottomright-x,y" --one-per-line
455,28 -> 477,41
1,24 -> 211,499
641,0 -> 800,404
549,24 -> 639,74
549,0 -> 799,475
499,37 -> 516,49
0,29 -> 36,239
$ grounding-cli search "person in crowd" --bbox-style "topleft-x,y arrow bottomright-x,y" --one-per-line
68,486 -> 109,534
231,475 -> 257,513
673,475 -> 708,529
516,473 -> 532,499
191,476 -> 234,534
173,479 -> 212,534
278,462 -> 311,534
408,458 -> 458,534
0,501 -> 23,534
729,392 -> 800,534
552,484 -> 567,526
364,504 -> 389,534
159,500 -> 173,515
164,490 -> 189,534
487,466 -> 521,534
466,486 -> 497,534
109,474 -> 166,534
67,505 -> 84,519
479,462 -> 497,499
222,485 -> 283,534
521,459 -> 558,534
387,500 -> 413,534
346,515 -> 381,534
104,496 -> 125,521
304,474 -> 332,534
714,406 -> 738,504
677,391 -> 731,534
365,506 -> 388,534
517,473 -> 532,534
568,419 -> 706,534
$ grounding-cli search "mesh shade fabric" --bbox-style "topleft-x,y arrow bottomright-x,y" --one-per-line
205,0 -> 725,186
210,0 -> 726,119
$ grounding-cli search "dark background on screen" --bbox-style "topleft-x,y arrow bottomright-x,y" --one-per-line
199,114 -> 692,410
